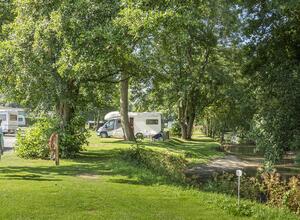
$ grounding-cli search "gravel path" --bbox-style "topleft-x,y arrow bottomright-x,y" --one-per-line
186,155 -> 262,182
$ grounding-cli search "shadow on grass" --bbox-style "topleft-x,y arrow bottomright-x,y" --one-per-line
0,174 -> 61,181
97,137 -> 221,163
0,137 -> 221,186
0,149 -> 177,186
143,138 -> 221,160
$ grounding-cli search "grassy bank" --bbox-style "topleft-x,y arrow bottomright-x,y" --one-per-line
0,133 -> 297,219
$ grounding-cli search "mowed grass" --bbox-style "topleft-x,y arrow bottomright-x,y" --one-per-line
0,133 -> 297,220
90,133 -> 224,165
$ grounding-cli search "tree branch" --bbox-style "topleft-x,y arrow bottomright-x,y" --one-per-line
79,71 -> 120,84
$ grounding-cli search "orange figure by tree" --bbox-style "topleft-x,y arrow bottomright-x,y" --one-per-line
48,132 -> 59,165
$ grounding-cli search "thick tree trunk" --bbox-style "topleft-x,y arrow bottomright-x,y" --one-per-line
186,111 -> 195,140
179,99 -> 187,139
179,96 -> 196,140
56,100 -> 74,130
120,73 -> 135,141
180,122 -> 188,139
56,80 -> 77,130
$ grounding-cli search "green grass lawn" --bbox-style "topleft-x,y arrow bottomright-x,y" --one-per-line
0,133 -> 297,220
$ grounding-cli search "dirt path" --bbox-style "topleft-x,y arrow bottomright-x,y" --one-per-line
186,154 -> 262,181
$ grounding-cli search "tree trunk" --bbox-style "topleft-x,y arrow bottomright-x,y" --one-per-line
120,73 -> 135,141
56,100 -> 74,130
180,122 -> 188,139
56,80 -> 77,130
178,99 -> 188,139
186,112 -> 195,140
186,98 -> 196,140
179,97 -> 196,140
220,129 -> 225,144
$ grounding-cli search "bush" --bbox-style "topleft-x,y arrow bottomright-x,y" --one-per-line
16,115 -> 90,159
222,203 -> 254,217
170,121 -> 181,137
16,118 -> 55,159
58,115 -> 90,158
203,171 -> 300,215
260,172 -> 300,214
123,145 -> 187,184
203,172 -> 261,201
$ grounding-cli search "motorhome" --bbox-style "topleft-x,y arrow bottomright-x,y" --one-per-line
97,111 -> 163,138
0,109 -> 19,133
0,108 -> 26,133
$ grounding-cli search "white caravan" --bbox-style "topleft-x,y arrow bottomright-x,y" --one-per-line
97,111 -> 163,138
0,109 -> 19,133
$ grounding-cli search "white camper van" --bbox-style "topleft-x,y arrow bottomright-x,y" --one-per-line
97,111 -> 163,138
0,109 -> 19,133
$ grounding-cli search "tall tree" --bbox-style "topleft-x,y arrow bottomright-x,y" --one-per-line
119,73 -> 135,140
242,0 -> 300,162
0,0 -> 119,128
107,14 -> 149,141
0,0 -> 122,155
118,0 -> 239,139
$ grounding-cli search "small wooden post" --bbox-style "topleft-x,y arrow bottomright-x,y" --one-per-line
55,134 -> 59,166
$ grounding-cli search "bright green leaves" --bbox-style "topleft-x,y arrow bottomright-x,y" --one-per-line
242,1 -> 300,162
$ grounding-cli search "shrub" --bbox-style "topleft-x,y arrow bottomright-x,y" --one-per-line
170,121 -> 181,137
222,203 -> 254,217
203,171 -> 300,215
16,118 -> 55,159
16,115 -> 90,159
203,172 -> 261,201
123,145 -> 187,184
260,172 -> 300,214
58,115 -> 90,158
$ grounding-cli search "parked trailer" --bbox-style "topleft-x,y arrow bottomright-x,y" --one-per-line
0,109 -> 19,134
97,111 -> 163,138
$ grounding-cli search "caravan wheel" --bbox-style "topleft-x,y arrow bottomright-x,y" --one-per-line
135,133 -> 144,140
100,132 -> 108,138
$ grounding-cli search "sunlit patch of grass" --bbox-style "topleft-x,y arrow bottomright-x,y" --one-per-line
0,132 -> 297,219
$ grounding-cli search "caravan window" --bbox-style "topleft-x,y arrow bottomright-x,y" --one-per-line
0,114 -> 6,121
116,119 -> 122,129
106,120 -> 114,130
146,119 -> 159,125
9,114 -> 18,121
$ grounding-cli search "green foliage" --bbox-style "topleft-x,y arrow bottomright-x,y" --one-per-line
58,115 -> 90,158
16,118 -> 55,159
0,141 -> 297,219
203,172 -> 261,201
122,146 -> 187,184
169,121 -> 181,137
119,0 -> 240,139
0,0 -> 121,143
221,203 -> 254,217
203,171 -> 300,216
16,116 -> 89,159
242,1 -> 300,162
260,173 -> 300,214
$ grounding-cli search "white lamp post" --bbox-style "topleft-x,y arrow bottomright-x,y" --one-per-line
236,169 -> 243,206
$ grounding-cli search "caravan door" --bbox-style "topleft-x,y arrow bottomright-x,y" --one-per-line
0,113 -> 8,133
105,120 -> 115,137
112,119 -> 124,138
